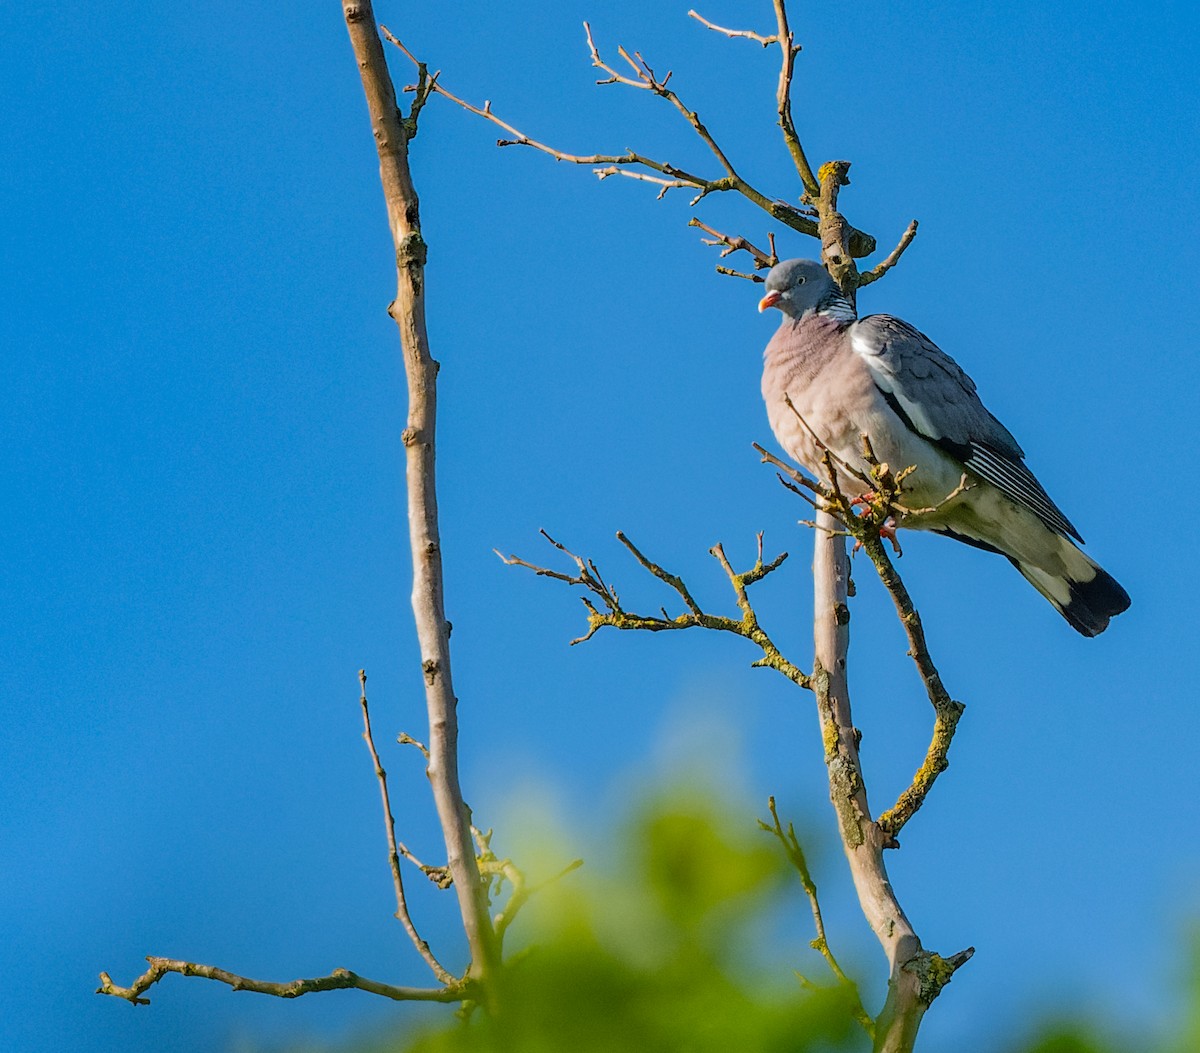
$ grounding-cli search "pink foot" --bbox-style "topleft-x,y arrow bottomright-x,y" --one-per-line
852,515 -> 903,556
880,516 -> 902,556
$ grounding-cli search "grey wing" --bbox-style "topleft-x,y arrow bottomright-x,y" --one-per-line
850,314 -> 1082,542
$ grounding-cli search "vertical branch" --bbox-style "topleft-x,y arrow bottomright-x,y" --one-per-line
811,158 -> 937,1045
811,509 -> 920,967
341,0 -> 498,984
816,159 -> 860,301
813,508 -> 961,1053
770,0 -> 820,195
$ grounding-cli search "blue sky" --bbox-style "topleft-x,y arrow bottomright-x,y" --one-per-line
3,2 -> 1198,1050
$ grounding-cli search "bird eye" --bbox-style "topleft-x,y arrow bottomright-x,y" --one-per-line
796,277 -> 806,285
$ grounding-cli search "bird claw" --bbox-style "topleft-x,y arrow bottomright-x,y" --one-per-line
848,492 -> 903,555
852,515 -> 902,556
881,516 -> 902,555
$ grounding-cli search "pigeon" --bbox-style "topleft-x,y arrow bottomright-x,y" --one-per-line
758,258 -> 1130,636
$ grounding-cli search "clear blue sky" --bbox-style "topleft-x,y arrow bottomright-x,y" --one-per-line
3,2 -> 1198,1050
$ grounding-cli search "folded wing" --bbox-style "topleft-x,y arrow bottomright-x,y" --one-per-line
850,315 -> 1082,543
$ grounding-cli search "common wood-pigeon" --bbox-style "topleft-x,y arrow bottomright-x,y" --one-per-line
759,258 -> 1130,636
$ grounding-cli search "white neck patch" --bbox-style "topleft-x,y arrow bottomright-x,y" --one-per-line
806,297 -> 856,323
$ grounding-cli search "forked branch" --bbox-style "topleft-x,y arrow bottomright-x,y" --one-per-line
754,435 -> 968,839
498,530 -> 808,688
689,218 -> 778,272
380,24 -> 879,262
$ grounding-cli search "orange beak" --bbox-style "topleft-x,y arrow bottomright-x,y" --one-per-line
758,290 -> 781,313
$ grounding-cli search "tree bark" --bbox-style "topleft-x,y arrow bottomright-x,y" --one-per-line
811,510 -> 927,1051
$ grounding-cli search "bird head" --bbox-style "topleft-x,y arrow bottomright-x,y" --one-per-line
758,259 -> 848,320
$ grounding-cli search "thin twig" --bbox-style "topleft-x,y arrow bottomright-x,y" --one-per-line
501,532 -> 807,687
689,217 -> 778,269
858,220 -> 920,288
359,671 -> 455,984
716,265 -> 766,283
97,958 -> 465,1006
688,9 -> 778,47
595,167 -> 698,200
494,858 -> 585,944
380,25 -> 877,256
761,798 -> 873,1036
893,473 -> 974,518
769,0 -> 820,195
616,531 -> 704,615
753,443 -> 834,505
397,731 -> 430,759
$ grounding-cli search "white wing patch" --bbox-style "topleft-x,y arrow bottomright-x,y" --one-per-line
850,328 -> 946,441
850,325 -> 1081,542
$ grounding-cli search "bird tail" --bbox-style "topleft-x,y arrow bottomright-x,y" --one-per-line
1010,548 -> 1131,637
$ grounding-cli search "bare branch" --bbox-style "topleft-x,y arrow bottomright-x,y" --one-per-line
615,531 -> 704,615
595,167 -> 698,200
343,1 -> 498,983
502,532 -> 808,688
380,25 -> 877,256
689,218 -> 778,269
691,3 -> 819,196
97,958 -> 464,1007
359,671 -> 456,984
769,0 -> 820,195
585,22 -> 744,189
716,265 -> 766,283
858,220 -> 920,288
688,9 -> 778,46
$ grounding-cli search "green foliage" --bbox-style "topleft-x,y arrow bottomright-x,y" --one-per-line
290,797 -> 1200,1053
1017,1030 -> 1118,1053
405,792 -> 867,1053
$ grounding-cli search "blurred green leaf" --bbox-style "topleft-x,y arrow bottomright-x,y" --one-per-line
401,790 -> 864,1053
278,793 -> 1200,1053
